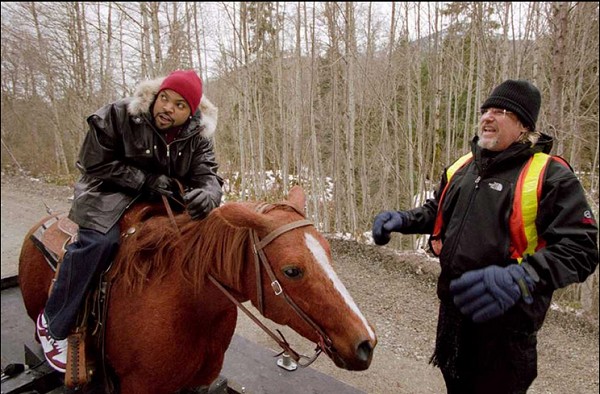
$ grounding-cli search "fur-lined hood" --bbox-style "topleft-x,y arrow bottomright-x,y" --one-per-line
127,75 -> 218,138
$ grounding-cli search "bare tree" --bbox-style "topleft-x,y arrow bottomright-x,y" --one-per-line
30,2 -> 70,176
548,2 -> 569,154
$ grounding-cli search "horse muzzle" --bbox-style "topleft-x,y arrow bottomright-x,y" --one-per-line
329,338 -> 376,371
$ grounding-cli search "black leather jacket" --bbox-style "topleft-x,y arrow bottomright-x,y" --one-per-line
69,79 -> 223,234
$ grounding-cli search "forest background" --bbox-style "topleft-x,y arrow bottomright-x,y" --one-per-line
1,2 -> 598,317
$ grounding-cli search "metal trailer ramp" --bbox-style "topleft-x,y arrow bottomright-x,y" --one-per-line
2,277 -> 365,393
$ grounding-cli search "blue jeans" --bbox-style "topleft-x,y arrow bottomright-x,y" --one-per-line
44,225 -> 120,340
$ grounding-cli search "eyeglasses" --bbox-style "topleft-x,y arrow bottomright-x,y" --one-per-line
480,108 -> 513,118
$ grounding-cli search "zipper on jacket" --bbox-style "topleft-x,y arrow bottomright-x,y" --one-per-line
166,142 -> 172,176
143,114 -> 201,178
443,169 -> 481,273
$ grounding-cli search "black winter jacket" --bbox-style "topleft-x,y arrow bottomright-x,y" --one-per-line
403,133 -> 598,333
69,76 -> 223,233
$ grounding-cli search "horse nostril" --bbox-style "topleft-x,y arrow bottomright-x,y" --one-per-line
356,340 -> 373,362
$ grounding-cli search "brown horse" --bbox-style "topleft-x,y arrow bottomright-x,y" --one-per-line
18,185 -> 377,393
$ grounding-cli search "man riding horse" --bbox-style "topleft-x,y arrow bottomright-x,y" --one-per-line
37,69 -> 223,372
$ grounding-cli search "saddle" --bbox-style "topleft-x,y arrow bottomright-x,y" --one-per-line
29,202 -> 174,390
30,203 -> 162,271
30,213 -> 78,271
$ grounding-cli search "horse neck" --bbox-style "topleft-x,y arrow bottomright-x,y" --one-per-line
184,215 -> 252,299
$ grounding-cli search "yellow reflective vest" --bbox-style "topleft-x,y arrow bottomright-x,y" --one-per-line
430,152 -> 569,262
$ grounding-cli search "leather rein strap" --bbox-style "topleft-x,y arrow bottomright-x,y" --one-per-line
208,202 -> 334,367
161,195 -> 180,235
161,179 -> 187,236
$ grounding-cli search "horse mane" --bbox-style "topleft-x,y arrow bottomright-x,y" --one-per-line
111,203 -> 256,293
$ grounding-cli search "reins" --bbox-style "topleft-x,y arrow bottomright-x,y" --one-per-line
161,197 -> 334,367
160,180 -> 186,236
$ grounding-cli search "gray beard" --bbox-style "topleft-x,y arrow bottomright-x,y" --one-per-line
477,137 -> 498,150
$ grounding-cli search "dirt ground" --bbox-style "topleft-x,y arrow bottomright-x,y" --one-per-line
1,172 -> 598,393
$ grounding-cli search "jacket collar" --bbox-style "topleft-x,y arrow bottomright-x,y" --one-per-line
471,133 -> 554,168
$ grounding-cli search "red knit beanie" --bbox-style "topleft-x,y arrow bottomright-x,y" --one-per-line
158,70 -> 203,113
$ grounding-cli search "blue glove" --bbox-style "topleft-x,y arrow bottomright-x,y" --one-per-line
449,265 -> 534,323
372,211 -> 408,245
184,188 -> 220,220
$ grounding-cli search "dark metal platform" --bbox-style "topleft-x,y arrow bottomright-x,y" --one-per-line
1,276 -> 365,393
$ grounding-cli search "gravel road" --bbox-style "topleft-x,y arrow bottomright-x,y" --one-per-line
1,172 -> 598,393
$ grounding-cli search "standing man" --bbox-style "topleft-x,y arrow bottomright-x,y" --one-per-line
36,70 -> 224,373
372,79 -> 598,393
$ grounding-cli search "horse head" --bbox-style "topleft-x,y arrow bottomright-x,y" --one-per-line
212,185 -> 377,371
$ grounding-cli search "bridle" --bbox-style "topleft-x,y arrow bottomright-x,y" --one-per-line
207,202 -> 334,367
161,194 -> 335,366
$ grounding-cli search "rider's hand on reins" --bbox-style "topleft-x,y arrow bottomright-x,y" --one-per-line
143,174 -> 176,199
184,188 -> 219,220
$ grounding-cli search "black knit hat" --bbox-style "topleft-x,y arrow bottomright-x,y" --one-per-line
481,79 -> 541,131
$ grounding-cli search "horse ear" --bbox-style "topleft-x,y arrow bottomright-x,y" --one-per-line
215,203 -> 270,231
287,185 -> 306,216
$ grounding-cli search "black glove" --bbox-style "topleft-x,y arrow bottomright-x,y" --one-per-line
184,188 -> 219,220
372,211 -> 409,245
143,174 -> 175,198
449,264 -> 534,323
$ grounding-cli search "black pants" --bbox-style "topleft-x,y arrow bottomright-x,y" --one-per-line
442,322 -> 538,394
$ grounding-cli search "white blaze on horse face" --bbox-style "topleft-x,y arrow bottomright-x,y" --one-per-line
305,233 -> 376,340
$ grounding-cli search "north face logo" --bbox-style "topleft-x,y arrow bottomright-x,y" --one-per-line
582,210 -> 596,225
488,182 -> 503,192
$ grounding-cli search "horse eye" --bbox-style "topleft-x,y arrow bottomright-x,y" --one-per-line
282,265 -> 303,279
